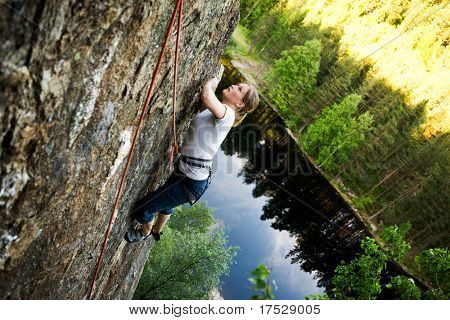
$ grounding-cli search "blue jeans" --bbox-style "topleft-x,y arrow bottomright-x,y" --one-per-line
131,167 -> 209,224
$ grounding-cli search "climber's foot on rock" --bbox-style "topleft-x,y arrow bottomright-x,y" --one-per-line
124,221 -> 154,243
124,227 -> 150,243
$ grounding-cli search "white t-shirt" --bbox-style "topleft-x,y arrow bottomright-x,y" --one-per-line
179,104 -> 236,180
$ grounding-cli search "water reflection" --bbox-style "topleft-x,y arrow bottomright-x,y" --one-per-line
204,149 -> 321,299
220,108 -> 366,291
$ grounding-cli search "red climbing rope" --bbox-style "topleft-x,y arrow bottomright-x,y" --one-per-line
87,0 -> 184,300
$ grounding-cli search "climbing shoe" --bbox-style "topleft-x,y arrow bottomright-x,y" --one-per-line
151,231 -> 163,241
124,227 -> 151,244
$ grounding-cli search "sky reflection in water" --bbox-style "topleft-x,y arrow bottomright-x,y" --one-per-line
202,149 -> 322,300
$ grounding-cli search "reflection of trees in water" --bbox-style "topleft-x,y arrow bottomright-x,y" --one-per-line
221,107 -> 367,290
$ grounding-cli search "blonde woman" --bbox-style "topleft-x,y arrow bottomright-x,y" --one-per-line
125,77 -> 259,243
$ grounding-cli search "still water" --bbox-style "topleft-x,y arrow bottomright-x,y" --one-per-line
200,59 -> 367,299
203,149 -> 322,299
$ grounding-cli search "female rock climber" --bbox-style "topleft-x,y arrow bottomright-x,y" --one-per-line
124,77 -> 260,243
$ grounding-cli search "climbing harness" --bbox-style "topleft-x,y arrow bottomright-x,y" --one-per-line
181,154 -> 213,171
178,154 -> 213,205
87,0 -> 184,299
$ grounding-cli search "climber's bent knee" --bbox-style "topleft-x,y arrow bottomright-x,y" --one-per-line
159,208 -> 174,215
134,211 -> 156,225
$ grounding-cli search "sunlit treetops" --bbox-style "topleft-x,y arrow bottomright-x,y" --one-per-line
286,0 -> 449,138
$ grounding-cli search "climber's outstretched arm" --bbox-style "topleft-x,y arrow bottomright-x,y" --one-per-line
200,77 -> 227,119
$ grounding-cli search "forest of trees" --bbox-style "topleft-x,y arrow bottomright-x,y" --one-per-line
229,0 -> 449,260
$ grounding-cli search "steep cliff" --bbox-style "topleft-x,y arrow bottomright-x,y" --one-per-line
0,0 -> 239,299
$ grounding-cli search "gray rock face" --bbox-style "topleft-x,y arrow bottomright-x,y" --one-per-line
0,0 -> 239,299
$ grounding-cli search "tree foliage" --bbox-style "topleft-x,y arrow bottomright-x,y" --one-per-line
332,237 -> 387,299
248,264 -> 277,300
386,276 -> 421,300
133,203 -> 238,300
267,39 -> 322,129
166,202 -> 215,233
329,223 -> 448,299
239,0 -> 288,30
304,293 -> 330,300
302,94 -> 374,172
415,248 -> 450,299
379,222 -> 411,263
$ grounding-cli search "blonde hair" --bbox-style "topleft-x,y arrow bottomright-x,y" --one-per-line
232,83 -> 260,127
